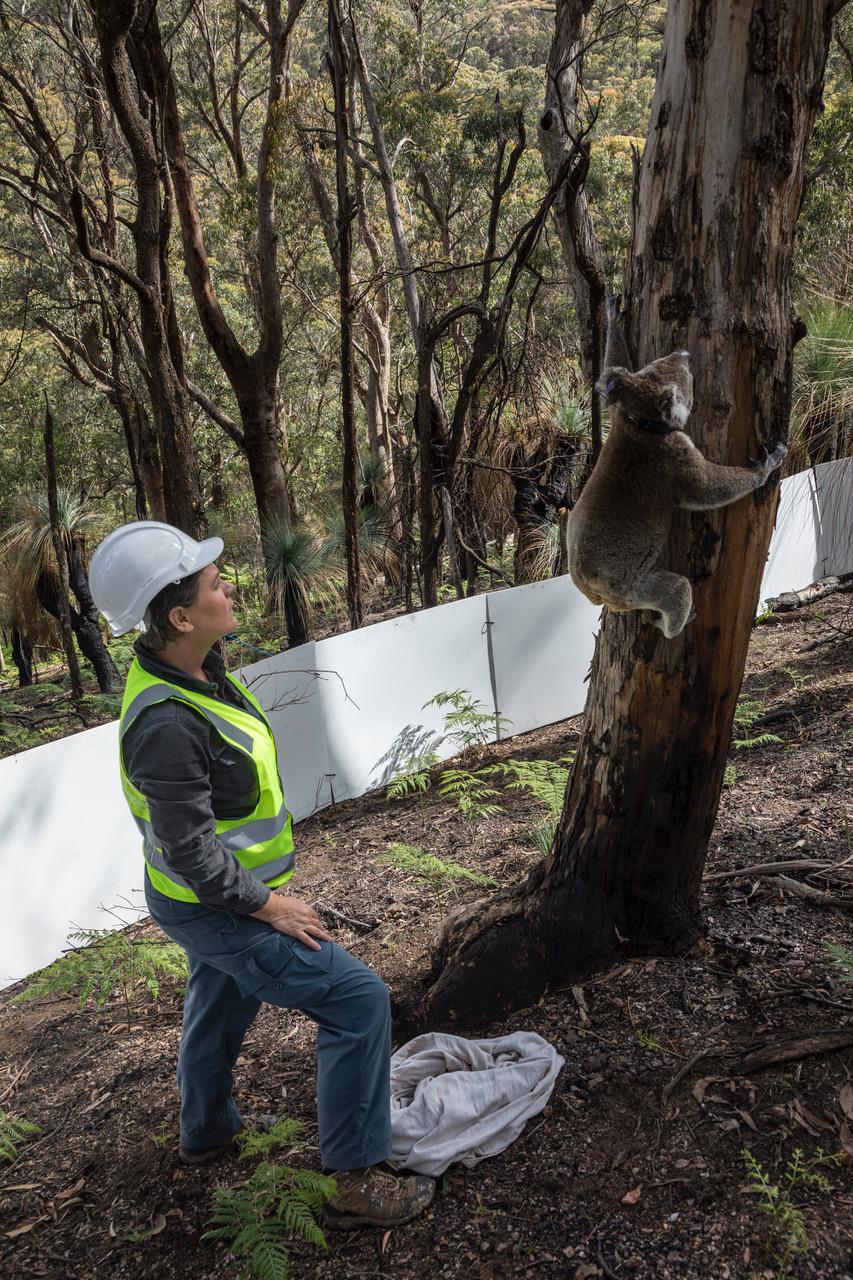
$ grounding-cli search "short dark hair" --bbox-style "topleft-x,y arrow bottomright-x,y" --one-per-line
137,570 -> 203,653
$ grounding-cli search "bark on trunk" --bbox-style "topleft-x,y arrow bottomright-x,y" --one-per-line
136,2 -> 299,587
43,402 -> 83,700
406,0 -> 836,1032
329,0 -> 363,630
538,0 -> 606,462
87,0 -> 204,538
66,538 -> 120,693
11,627 -> 33,687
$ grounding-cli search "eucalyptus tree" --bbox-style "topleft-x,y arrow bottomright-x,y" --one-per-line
412,0 -> 844,1027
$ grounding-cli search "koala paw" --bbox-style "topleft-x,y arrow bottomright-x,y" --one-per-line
750,442 -> 787,478
605,294 -> 622,323
767,442 -> 787,470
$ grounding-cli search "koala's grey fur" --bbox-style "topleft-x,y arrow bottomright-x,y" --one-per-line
566,297 -> 786,639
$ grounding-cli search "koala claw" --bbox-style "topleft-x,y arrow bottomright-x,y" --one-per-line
767,442 -> 787,469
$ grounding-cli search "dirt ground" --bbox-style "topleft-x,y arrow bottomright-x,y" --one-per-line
1,591 -> 852,1280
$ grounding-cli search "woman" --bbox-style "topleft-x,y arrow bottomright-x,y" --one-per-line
89,521 -> 434,1229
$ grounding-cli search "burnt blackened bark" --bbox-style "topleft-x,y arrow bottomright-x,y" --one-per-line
11,628 -> 34,687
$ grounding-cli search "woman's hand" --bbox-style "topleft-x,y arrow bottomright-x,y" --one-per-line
250,894 -> 332,950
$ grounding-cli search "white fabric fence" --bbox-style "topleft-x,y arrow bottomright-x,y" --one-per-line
1,458 -> 850,987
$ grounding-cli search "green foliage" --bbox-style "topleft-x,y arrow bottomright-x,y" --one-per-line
825,941 -> 853,983
13,927 -> 187,1026
261,516 -> 343,626
723,763 -> 738,790
437,768 -> 502,820
377,842 -> 497,888
790,296 -> 853,467
237,1117 -> 304,1161
386,752 -> 438,801
742,1146 -> 841,1280
778,665 -> 813,687
423,689 -> 511,756
203,1161 -> 336,1280
0,1109 -> 41,1162
733,732 -> 783,752
731,697 -> 781,750
483,756 -> 571,855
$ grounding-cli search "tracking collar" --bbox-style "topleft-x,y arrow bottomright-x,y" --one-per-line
627,414 -> 679,435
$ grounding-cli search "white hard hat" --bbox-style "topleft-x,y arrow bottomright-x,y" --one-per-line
89,521 -> 224,636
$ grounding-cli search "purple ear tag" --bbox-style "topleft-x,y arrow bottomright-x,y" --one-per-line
604,377 -> 617,397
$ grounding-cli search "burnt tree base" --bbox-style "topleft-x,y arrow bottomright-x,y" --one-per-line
395,845 -> 703,1036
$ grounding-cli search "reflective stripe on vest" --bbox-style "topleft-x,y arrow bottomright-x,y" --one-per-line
118,658 -> 294,903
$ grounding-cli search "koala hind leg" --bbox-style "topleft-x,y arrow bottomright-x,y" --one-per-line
622,569 -> 694,639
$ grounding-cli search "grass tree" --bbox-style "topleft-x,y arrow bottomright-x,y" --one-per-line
790,297 -> 853,468
0,491 -> 118,693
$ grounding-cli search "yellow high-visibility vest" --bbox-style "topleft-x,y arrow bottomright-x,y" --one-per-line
119,658 -> 294,902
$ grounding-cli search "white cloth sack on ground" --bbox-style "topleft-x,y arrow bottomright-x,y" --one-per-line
388,1031 -> 564,1176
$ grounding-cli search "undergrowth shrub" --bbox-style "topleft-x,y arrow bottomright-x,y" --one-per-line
13,927 -> 187,1027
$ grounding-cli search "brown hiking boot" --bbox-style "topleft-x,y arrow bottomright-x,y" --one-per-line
323,1165 -> 435,1230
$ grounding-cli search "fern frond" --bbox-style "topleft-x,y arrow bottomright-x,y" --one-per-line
0,1110 -> 41,1162
237,1117 -> 304,1160
378,843 -> 496,887
732,732 -> 782,751
277,1195 -> 328,1249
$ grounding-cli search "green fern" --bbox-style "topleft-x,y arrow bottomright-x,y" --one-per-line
742,1146 -> 840,1279
203,1160 -> 336,1280
13,927 -> 187,1026
423,690 -> 511,756
237,1117 -> 304,1161
825,941 -> 853,984
386,754 -> 437,801
723,763 -> 738,789
483,757 -> 571,854
437,768 -> 502,819
483,757 -> 571,816
732,731 -> 783,751
0,1109 -> 41,1162
733,697 -> 764,732
378,842 -> 497,888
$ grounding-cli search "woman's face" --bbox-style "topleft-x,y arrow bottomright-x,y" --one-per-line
178,562 -> 237,643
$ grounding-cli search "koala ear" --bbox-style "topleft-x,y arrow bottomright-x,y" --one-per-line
595,368 -> 623,400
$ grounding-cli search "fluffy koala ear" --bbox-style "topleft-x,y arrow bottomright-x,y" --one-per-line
595,367 -> 624,400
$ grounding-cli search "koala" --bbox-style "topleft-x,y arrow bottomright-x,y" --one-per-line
566,296 -> 787,638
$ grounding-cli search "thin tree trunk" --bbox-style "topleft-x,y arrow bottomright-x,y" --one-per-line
408,0 -> 837,1030
86,0 -> 204,537
66,537 -> 120,693
43,400 -> 83,700
11,627 -> 33,688
329,0 -> 363,630
538,0 -> 606,464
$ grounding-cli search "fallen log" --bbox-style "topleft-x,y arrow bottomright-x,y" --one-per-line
735,1029 -> 853,1074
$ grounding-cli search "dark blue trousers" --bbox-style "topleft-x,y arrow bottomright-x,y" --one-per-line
144,878 -> 392,1170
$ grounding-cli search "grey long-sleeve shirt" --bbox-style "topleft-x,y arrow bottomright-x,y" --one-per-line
122,641 -> 274,914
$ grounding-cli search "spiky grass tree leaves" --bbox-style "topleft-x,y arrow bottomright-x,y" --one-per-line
0,1109 -> 41,1162
261,514 -> 344,630
203,1161 -> 336,1280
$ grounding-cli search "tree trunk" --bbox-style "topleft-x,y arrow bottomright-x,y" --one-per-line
329,0 -> 363,631
407,0 -> 836,1031
66,537 -> 120,693
538,0 -> 606,463
87,0 -> 204,538
11,627 -> 33,688
43,401 -> 83,700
